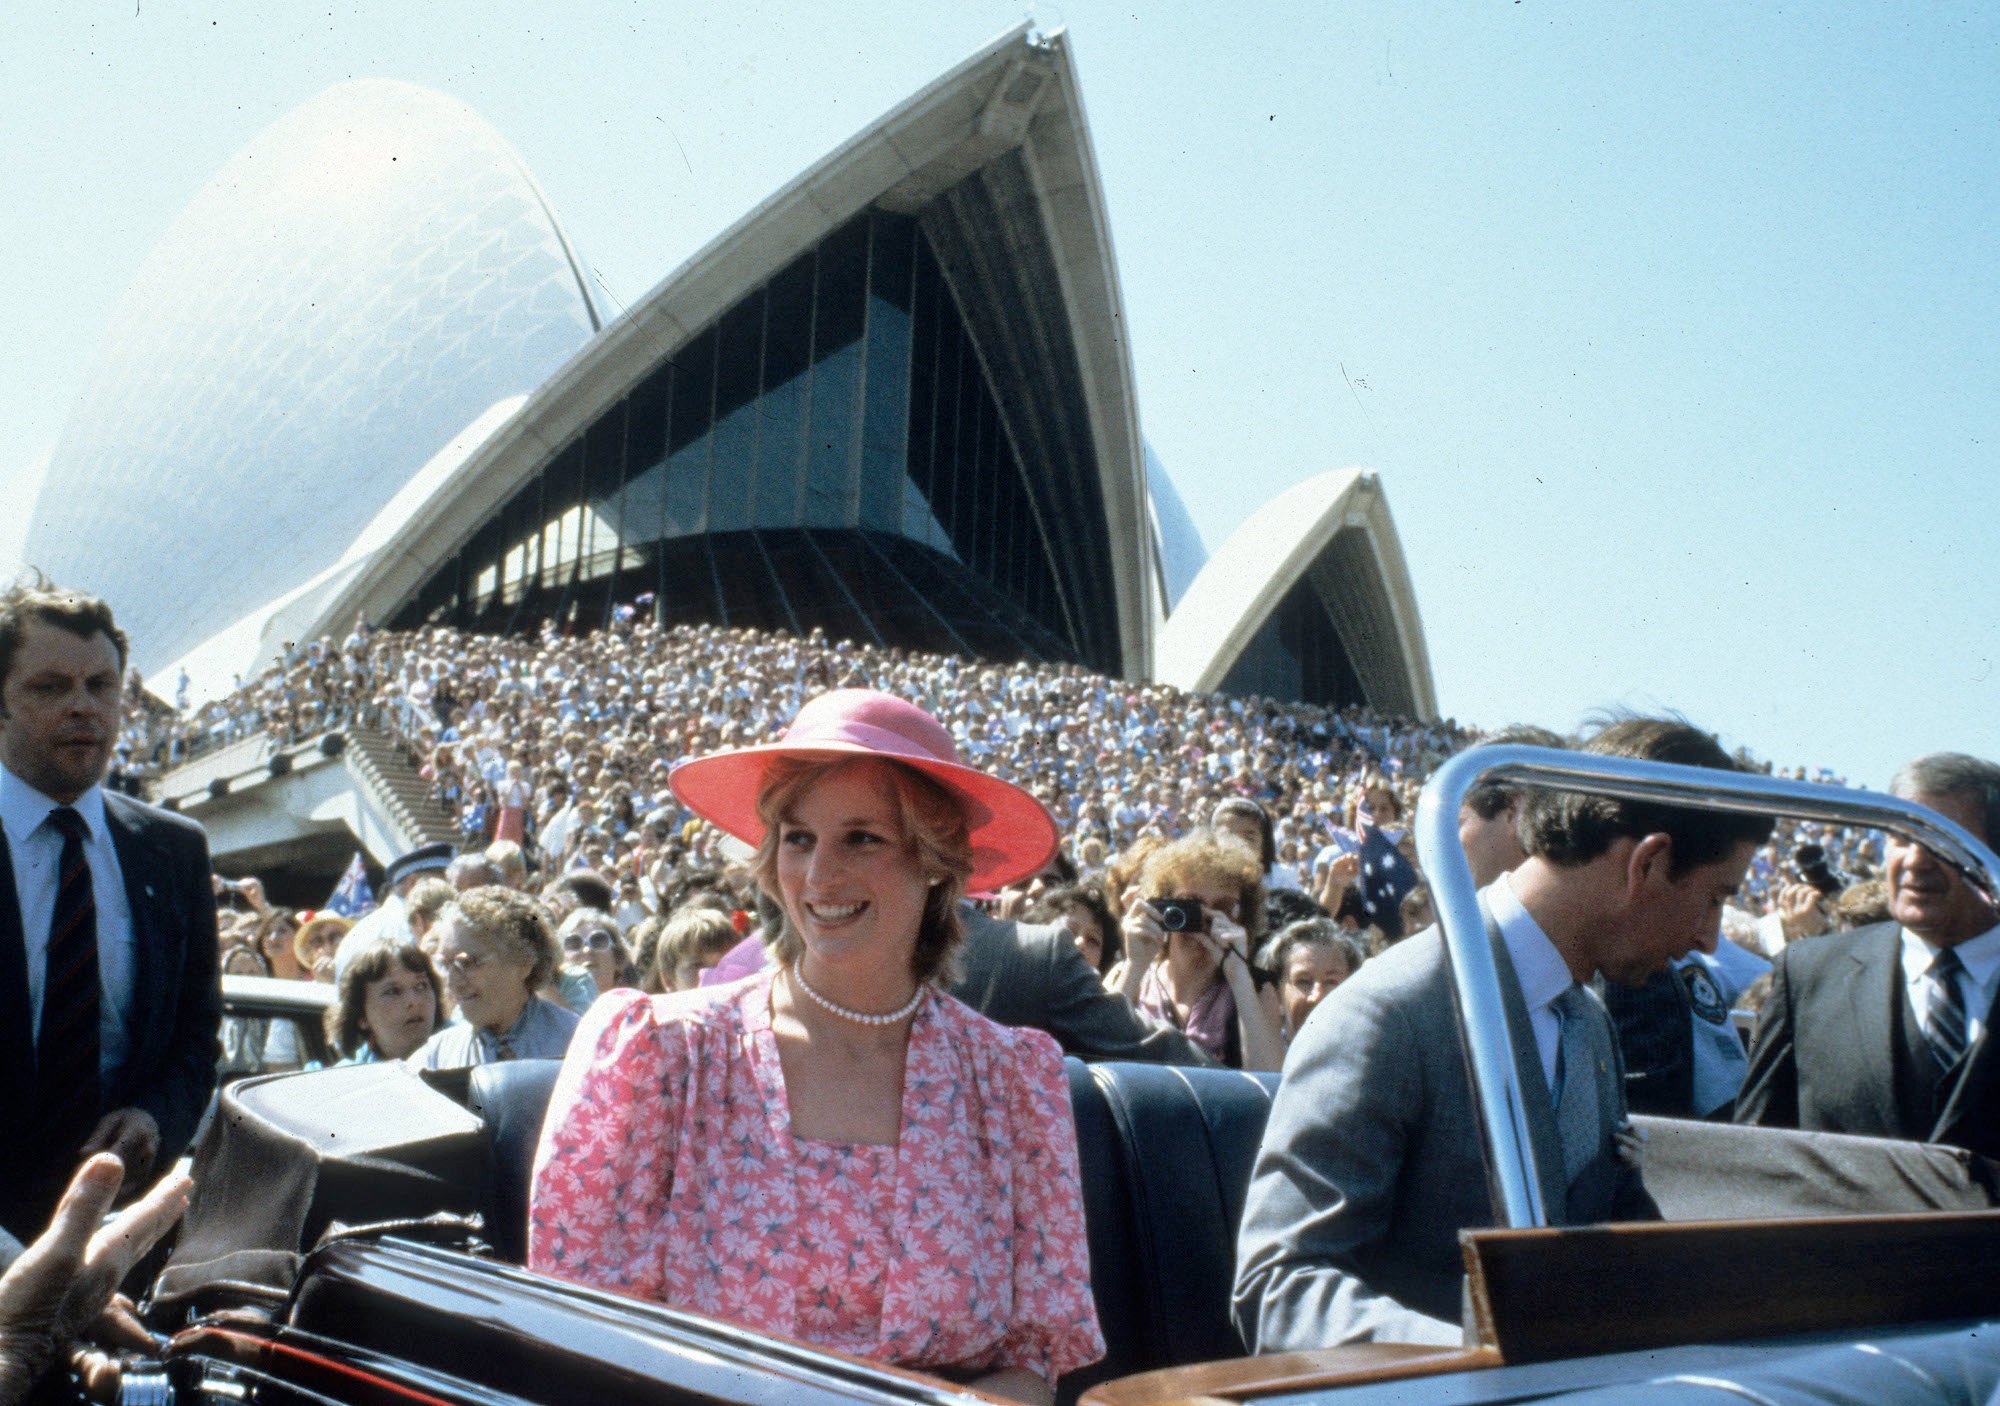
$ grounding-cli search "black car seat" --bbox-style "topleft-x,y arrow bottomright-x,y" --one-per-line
463,1056 -> 1284,1397
1061,1061 -> 1280,1400
466,1059 -> 564,1265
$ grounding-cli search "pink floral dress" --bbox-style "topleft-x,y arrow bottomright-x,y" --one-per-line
528,970 -> 1105,1386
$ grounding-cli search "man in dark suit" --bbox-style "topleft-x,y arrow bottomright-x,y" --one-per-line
0,579 -> 221,1245
1737,753 -> 2000,1161
951,903 -> 1215,1064
1234,719 -> 1772,1349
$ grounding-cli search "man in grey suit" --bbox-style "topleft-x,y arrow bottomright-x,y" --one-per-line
1234,718 -> 1771,1349
1736,753 -> 2000,1162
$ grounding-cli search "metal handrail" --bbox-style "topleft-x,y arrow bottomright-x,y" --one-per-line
1413,745 -> 2000,1230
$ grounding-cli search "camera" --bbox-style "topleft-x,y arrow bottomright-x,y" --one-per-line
1153,897 -> 1206,933
1794,844 -> 1844,897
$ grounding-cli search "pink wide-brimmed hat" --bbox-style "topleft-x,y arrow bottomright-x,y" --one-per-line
668,689 -> 1058,893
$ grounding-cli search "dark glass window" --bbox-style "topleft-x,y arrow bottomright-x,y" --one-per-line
805,218 -> 869,528
1217,577 -> 1366,708
859,216 -> 915,534
496,478 -> 539,608
755,252 -> 813,528
396,209 -> 1082,663
665,328 -> 716,538
919,289 -> 963,552
581,408 -> 625,584
708,296 -> 763,534
621,362 -> 672,546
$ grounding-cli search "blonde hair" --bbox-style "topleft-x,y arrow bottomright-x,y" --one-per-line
749,757 -> 971,985
1138,830 -> 1268,942
657,907 -> 741,991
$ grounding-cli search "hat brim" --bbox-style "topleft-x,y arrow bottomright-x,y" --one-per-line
670,741 -> 1057,893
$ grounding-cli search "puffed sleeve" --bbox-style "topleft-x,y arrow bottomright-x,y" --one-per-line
994,1030 -> 1107,1384
528,990 -> 682,1298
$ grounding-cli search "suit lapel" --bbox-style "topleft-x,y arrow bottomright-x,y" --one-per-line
0,830 -> 31,1104
1844,926 -> 1907,1135
101,796 -> 163,1075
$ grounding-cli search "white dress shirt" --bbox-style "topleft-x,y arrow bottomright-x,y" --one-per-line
1485,871 -> 1577,1092
1901,922 -> 2000,1050
0,764 -> 136,1081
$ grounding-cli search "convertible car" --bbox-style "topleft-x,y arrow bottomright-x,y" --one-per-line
121,751 -> 2000,1405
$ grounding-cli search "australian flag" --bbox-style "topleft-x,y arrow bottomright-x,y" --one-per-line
325,853 -> 376,918
1355,824 -> 1419,939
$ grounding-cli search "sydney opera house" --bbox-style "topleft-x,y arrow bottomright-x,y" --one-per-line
30,25 -> 1435,720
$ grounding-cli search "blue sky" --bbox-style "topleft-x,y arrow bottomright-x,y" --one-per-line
4,2 -> 1995,785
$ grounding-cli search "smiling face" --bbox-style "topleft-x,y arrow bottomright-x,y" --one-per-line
772,760 -> 929,983
360,960 -> 437,1060
0,621 -> 121,803
1887,790 -> 1997,948
437,916 -> 536,1034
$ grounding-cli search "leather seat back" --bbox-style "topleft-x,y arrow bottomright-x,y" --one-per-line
466,1059 -> 564,1265
462,1055 -> 1283,1399
1061,1061 -> 1280,1401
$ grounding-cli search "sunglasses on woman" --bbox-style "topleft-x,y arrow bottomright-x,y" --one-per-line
563,930 -> 617,953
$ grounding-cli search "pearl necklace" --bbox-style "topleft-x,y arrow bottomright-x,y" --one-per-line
789,964 -> 926,1027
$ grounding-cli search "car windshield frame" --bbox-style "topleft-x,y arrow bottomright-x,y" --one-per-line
1414,743 -> 2000,1231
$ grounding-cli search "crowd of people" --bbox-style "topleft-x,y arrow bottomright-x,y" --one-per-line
118,608 -> 1910,1103
118,610 -> 1888,973
14,581 -> 1985,1405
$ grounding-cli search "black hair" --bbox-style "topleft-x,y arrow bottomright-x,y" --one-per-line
1521,716 -> 1775,877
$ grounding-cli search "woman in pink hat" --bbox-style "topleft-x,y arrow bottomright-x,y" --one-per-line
528,690 -> 1103,1404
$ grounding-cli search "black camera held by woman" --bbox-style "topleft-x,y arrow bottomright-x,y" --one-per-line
1153,897 -> 1206,933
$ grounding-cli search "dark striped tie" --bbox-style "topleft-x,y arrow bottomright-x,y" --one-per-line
37,806 -> 101,1152
1552,986 -> 1602,1185
1926,947 -> 1969,1074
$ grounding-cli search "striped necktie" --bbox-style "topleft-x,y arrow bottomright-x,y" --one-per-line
1551,986 -> 1602,1186
1926,947 -> 1969,1074
37,806 -> 101,1149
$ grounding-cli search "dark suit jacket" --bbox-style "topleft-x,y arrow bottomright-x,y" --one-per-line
948,905 -> 1215,1066
1736,922 -> 2000,1161
0,790 -> 221,1239
1233,903 -> 1656,1350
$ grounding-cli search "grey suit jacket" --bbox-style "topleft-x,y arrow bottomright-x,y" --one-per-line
948,905 -> 1215,1065
1735,923 -> 2000,1161
1232,905 -> 1656,1351
0,791 -> 222,1241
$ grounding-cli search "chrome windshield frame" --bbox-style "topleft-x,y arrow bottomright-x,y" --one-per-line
1413,745 -> 2000,1230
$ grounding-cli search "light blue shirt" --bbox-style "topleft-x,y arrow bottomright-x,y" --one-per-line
0,764 -> 137,1082
409,995 -> 580,1069
1485,871 -> 1576,1092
